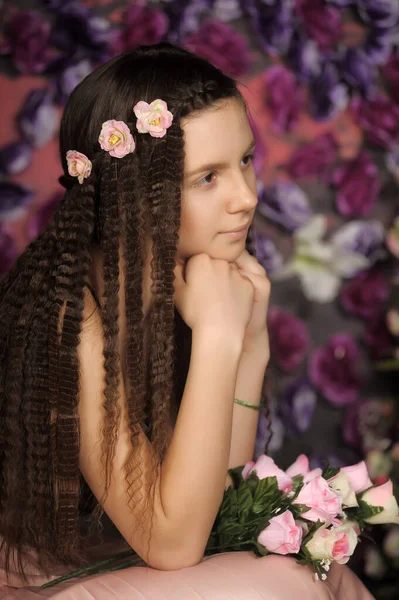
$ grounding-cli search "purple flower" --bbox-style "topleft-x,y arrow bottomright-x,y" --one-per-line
351,95 -> 399,149
51,4 -> 113,61
286,133 -> 338,180
249,118 -> 267,176
364,316 -> 396,360
17,89 -> 58,148
0,182 -> 34,222
308,61 -> 349,121
340,48 -> 377,98
344,397 -> 393,451
357,0 -> 399,29
112,5 -> 169,54
386,144 -> 399,181
0,142 -> 32,176
340,270 -> 389,320
287,30 -> 322,81
51,57 -> 92,105
325,0 -> 353,6
27,192 -> 62,241
383,55 -> 399,104
264,65 -> 303,132
309,334 -> 362,407
183,19 -> 250,78
0,227 -> 18,280
255,401 -> 285,457
295,0 -> 342,52
330,220 -> 386,265
242,0 -> 294,55
258,180 -> 312,231
278,378 -> 317,437
268,307 -> 310,372
4,11 -> 51,74
331,152 -> 380,218
253,230 -> 283,274
164,0 -> 211,43
364,27 -> 394,65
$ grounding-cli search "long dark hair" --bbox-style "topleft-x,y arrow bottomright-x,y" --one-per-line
0,42 -> 267,582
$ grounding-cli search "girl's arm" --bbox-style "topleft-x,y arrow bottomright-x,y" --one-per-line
78,287 -> 243,572
226,334 -> 269,487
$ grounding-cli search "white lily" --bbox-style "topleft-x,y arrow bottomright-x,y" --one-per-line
274,216 -> 368,302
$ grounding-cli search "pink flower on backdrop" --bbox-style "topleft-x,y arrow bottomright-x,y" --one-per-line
295,0 -> 342,52
351,95 -> 399,148
183,20 -> 250,78
309,334 -> 362,407
264,65 -> 303,132
286,133 -> 338,181
382,55 -> 399,104
331,152 -> 380,217
111,5 -> 168,54
340,270 -> 389,320
341,461 -> 373,494
268,307 -> 310,372
242,455 -> 293,493
294,474 -> 342,522
258,510 -> 303,555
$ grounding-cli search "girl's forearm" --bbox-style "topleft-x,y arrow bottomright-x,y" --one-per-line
226,337 -> 269,485
159,327 -> 242,564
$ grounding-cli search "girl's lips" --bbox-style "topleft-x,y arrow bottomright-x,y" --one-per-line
219,225 -> 248,239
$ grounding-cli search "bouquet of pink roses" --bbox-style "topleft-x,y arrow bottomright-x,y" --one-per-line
212,454 -> 399,581
42,454 -> 399,588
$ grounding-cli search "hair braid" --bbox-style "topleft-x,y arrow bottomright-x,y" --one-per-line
48,181 -> 95,561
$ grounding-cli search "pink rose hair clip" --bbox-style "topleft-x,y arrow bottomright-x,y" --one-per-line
65,100 -> 173,184
66,150 -> 92,184
133,99 -> 173,138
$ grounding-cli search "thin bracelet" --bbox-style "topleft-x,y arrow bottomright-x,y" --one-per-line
234,397 -> 262,411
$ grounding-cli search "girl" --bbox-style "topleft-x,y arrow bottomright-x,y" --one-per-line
0,42 -> 271,582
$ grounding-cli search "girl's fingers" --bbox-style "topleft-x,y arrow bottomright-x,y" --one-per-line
235,249 -> 267,276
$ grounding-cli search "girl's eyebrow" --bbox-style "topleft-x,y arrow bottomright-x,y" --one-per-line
185,137 -> 256,179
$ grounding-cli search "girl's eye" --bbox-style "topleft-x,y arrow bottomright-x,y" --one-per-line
196,153 -> 255,188
197,172 -> 216,187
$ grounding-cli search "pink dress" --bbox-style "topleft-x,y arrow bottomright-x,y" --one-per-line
0,536 -> 376,600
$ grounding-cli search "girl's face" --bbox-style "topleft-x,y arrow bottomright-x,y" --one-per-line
178,98 -> 258,265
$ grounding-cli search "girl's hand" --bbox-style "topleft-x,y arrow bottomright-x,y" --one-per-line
173,253 -> 254,342
234,250 -> 270,355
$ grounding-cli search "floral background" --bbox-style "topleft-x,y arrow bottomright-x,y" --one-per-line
1,0 -> 399,596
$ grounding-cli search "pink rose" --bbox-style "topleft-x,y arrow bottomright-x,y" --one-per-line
286,454 -> 309,478
362,480 -> 399,525
294,474 -> 342,522
341,461 -> 372,494
133,99 -> 173,138
305,523 -> 358,565
66,150 -> 92,184
98,120 -> 135,158
242,456 -> 293,493
258,510 -> 303,555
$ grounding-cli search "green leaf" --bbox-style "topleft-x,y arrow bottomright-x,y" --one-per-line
375,358 -> 399,371
322,466 -> 340,480
356,499 -> 385,520
237,483 -> 253,518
